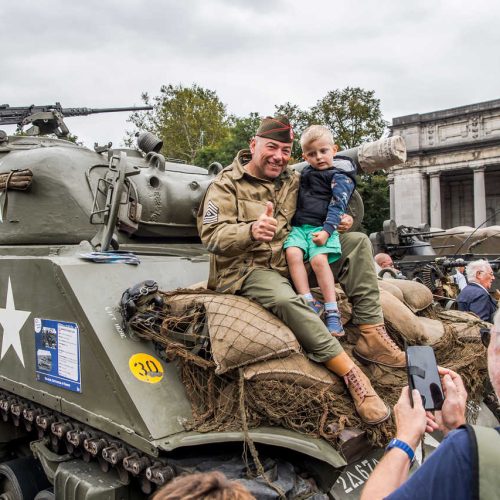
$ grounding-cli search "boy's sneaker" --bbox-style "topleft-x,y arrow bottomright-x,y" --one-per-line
325,310 -> 345,337
305,297 -> 324,315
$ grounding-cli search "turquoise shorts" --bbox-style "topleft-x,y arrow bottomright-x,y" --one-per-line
284,224 -> 341,264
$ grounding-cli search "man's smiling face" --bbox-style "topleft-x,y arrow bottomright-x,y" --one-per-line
246,136 -> 292,180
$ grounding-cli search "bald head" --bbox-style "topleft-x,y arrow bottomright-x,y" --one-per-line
375,253 -> 394,269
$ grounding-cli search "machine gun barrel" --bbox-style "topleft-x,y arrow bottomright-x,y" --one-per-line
400,230 -> 467,238
0,103 -> 152,127
60,106 -> 153,117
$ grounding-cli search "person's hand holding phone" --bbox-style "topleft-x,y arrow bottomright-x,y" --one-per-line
394,386 -> 428,449
426,367 -> 467,436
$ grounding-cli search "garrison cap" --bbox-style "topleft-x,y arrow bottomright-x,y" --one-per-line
256,114 -> 294,143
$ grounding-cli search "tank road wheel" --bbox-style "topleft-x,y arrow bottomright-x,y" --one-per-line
0,457 -> 50,500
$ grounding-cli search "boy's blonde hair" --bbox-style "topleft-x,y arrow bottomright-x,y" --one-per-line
300,125 -> 335,149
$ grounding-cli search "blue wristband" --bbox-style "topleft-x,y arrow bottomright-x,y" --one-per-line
386,438 -> 415,465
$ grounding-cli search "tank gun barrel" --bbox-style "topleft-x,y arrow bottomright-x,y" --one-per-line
0,103 -> 152,127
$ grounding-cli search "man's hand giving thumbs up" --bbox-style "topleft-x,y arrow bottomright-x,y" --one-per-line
251,202 -> 277,242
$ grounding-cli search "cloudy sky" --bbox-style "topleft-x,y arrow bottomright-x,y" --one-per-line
1,0 -> 499,149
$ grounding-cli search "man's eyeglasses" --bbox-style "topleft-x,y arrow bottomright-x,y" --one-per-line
480,328 -> 491,348
479,270 -> 494,277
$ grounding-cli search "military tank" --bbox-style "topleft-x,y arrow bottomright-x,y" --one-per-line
0,106 -> 476,499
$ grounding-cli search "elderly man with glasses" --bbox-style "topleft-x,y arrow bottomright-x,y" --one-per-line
361,310 -> 500,499
457,259 -> 497,323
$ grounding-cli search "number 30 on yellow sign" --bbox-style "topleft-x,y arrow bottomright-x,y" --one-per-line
129,353 -> 164,384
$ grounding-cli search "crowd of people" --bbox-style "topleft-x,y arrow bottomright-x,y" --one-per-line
151,114 -> 500,499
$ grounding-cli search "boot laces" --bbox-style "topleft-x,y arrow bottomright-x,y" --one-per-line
376,325 -> 400,351
346,367 -> 368,399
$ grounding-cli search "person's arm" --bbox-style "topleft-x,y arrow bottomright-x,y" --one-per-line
313,173 -> 355,245
197,181 -> 276,256
360,387 -> 427,500
323,173 -> 355,235
362,369 -> 469,500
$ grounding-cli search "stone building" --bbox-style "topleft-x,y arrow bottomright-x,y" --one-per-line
389,99 -> 500,229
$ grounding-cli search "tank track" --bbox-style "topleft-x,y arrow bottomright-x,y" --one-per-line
0,389 -> 174,495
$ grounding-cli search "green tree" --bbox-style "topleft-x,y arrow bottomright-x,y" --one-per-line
194,113 -> 262,168
311,87 -> 387,150
127,84 -> 229,164
356,173 -> 390,235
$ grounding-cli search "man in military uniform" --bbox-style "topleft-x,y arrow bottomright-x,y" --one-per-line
198,115 -> 405,424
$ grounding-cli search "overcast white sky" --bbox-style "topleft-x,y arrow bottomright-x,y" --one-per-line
1,0 -> 500,149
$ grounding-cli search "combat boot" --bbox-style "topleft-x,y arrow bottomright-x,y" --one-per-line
344,365 -> 391,424
323,353 -> 390,424
353,323 -> 406,368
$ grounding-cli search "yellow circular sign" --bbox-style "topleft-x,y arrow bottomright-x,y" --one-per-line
129,353 -> 164,384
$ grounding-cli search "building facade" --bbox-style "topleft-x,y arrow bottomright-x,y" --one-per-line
389,99 -> 500,229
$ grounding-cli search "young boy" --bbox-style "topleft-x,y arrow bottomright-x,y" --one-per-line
284,125 -> 356,336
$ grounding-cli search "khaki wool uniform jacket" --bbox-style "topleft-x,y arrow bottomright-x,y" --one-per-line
197,150 -> 299,294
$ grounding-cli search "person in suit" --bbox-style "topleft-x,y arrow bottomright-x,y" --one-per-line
457,259 -> 497,322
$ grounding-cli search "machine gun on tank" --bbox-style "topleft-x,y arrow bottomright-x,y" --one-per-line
0,103 -> 152,137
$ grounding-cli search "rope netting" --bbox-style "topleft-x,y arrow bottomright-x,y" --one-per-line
126,286 -> 488,453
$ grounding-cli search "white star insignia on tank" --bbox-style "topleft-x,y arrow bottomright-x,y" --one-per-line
0,277 -> 31,366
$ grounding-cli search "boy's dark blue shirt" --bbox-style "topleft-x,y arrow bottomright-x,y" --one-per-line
292,156 -> 356,234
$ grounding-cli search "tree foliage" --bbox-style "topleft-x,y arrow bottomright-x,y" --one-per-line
195,113 -> 262,168
311,87 -> 387,150
127,84 -> 229,164
356,173 -> 390,235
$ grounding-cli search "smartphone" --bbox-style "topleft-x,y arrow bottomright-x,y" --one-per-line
406,345 -> 444,411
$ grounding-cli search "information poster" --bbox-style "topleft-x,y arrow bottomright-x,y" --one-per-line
34,318 -> 81,393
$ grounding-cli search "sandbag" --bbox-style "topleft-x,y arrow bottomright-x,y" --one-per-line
417,317 -> 445,345
164,293 -> 301,374
243,353 -> 345,394
383,279 -> 433,313
378,280 -> 404,302
435,309 -> 489,341
380,290 -> 426,342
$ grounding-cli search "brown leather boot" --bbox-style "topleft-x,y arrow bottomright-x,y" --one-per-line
353,323 -> 406,368
344,365 -> 391,424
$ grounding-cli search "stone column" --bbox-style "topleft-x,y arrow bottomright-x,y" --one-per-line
473,166 -> 487,227
388,175 -> 395,220
429,172 -> 442,228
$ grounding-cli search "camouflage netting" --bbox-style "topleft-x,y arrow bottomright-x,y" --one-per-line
126,280 -> 489,455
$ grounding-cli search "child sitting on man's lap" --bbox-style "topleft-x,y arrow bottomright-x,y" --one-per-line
284,125 -> 356,336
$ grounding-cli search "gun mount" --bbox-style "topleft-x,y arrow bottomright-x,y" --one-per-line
0,103 -> 153,137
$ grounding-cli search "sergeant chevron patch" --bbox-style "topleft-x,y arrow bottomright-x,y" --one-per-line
203,200 -> 219,224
